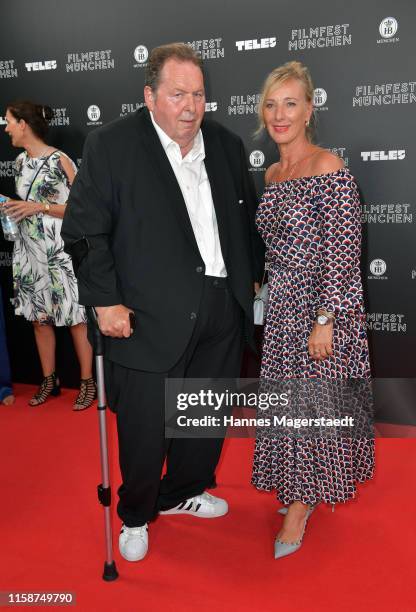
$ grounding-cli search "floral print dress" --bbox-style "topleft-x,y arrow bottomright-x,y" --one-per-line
12,151 -> 86,326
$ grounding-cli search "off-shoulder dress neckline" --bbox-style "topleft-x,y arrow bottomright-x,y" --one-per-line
265,167 -> 352,188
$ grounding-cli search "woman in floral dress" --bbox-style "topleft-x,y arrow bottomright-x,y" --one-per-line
252,63 -> 374,558
3,100 -> 95,410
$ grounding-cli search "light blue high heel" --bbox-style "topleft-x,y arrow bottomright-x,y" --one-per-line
274,505 -> 316,559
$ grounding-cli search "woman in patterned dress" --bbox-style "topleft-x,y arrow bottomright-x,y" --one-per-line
251,62 -> 374,558
2,100 -> 96,410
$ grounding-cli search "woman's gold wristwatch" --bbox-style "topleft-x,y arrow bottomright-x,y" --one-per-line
43,202 -> 50,214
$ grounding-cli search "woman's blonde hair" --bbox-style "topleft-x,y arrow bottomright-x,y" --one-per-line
256,61 -> 315,140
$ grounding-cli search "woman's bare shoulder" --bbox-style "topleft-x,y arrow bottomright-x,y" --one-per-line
310,148 -> 344,175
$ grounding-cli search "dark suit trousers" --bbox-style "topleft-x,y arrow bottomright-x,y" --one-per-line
104,276 -> 244,527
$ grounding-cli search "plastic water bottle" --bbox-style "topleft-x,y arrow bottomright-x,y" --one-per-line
0,196 -> 19,241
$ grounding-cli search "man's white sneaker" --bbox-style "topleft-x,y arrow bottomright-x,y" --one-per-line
119,523 -> 148,561
160,492 -> 228,518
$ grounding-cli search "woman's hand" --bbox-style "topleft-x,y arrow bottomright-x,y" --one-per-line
3,199 -> 43,221
308,321 -> 334,361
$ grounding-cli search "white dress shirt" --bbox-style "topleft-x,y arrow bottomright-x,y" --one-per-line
150,111 -> 227,277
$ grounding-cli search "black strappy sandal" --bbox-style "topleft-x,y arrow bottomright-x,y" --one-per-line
29,372 -> 61,406
73,377 -> 97,411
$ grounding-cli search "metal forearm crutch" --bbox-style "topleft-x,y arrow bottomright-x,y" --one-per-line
87,307 -> 119,582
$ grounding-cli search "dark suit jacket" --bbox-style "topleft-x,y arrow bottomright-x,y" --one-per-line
62,108 -> 264,372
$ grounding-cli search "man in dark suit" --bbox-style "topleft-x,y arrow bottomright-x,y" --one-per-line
62,43 -> 264,562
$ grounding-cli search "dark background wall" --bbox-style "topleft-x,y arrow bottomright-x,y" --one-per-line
0,1 -> 415,414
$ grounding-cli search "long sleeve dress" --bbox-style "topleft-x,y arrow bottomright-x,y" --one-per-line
252,168 -> 374,506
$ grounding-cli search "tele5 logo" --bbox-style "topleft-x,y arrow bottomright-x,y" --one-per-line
361,150 -> 405,161
205,102 -> 218,112
25,60 -> 57,71
235,37 -> 277,51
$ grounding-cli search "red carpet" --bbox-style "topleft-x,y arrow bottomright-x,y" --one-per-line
0,384 -> 414,612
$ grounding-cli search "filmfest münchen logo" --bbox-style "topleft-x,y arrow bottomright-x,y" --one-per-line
0,60 -> 18,79
353,82 -> 415,107
0,252 -> 12,268
365,312 -> 407,333
120,102 -> 145,117
50,108 -> 70,127
0,160 -> 16,178
0,116 -> 6,125
369,258 -> 387,279
289,24 -> 351,50
186,39 -> 225,59
87,105 -> 102,126
228,93 -> 260,115
66,50 -> 115,72
361,202 -> 412,224
327,146 -> 349,166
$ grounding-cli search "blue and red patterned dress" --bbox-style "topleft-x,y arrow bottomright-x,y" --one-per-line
252,168 -> 375,506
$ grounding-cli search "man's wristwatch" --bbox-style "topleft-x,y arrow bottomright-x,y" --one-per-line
43,202 -> 50,214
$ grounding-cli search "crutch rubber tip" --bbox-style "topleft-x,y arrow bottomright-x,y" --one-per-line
102,561 -> 119,581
